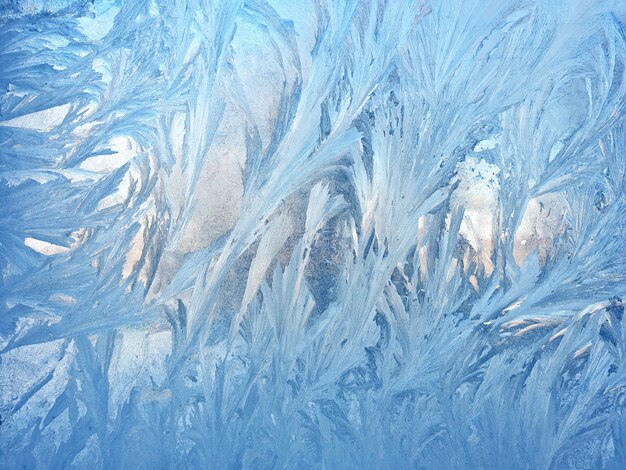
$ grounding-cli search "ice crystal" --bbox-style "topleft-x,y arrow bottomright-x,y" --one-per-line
1,0 -> 626,468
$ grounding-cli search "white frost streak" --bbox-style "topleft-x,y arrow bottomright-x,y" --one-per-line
0,104 -> 70,131
24,237 -> 70,255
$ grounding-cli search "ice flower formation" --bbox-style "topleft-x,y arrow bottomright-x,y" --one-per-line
1,0 -> 626,468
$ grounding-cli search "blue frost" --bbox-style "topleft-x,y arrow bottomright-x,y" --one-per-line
1,0 -> 626,468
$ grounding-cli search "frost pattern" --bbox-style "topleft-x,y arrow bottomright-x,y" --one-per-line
1,1 -> 626,468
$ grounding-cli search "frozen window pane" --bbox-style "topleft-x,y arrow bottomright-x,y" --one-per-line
1,1 -> 626,468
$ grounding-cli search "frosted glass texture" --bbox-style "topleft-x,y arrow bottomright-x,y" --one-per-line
1,1 -> 626,468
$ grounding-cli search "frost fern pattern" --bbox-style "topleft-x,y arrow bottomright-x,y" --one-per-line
1,0 -> 626,468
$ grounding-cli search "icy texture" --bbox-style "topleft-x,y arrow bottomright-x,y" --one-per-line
1,0 -> 626,468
